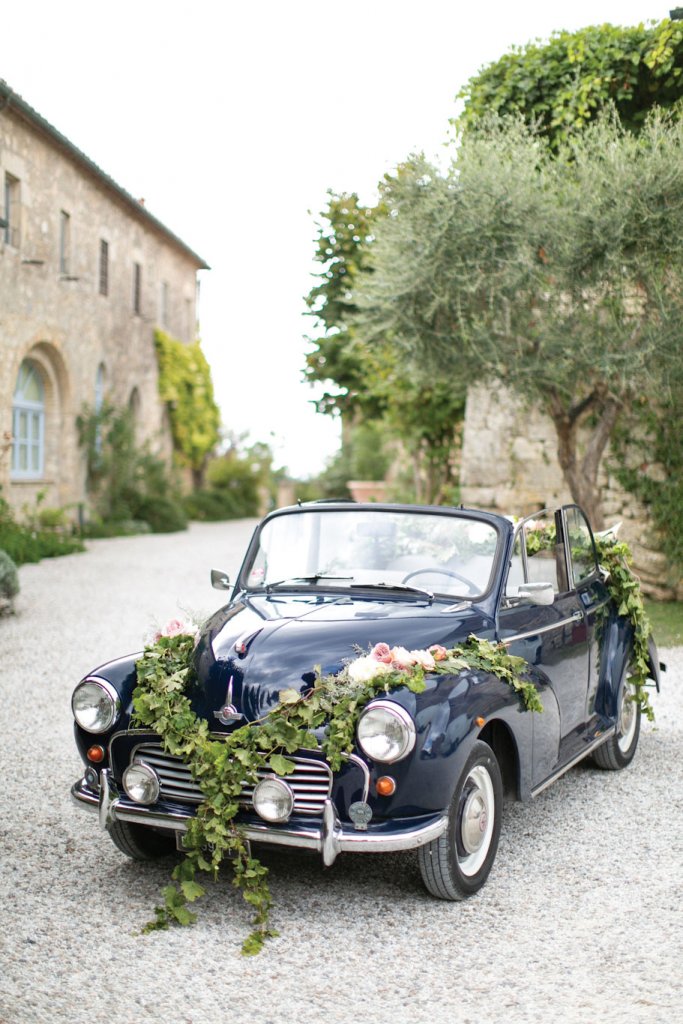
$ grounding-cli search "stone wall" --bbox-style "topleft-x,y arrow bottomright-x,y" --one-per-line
0,91 -> 204,513
460,384 -> 681,599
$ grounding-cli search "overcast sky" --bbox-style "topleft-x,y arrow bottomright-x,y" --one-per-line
2,1 -> 663,476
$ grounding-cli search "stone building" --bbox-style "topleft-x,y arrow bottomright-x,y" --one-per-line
460,384 -> 681,599
0,80 -> 208,512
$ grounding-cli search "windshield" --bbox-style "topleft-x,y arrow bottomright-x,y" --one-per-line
243,509 -> 500,599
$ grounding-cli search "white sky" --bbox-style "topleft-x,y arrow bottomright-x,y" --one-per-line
3,0 -> 663,476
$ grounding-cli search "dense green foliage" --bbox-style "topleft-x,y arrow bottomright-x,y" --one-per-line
78,405 -> 188,535
184,442 -> 277,521
353,113 -> 683,529
305,193 -> 381,419
458,19 -> 683,148
154,330 -> 221,478
0,489 -> 84,564
611,387 -> 683,574
305,189 -> 466,503
133,628 -> 536,952
456,16 -> 683,559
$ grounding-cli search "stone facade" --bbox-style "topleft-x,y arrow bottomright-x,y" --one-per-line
0,82 -> 207,511
460,383 -> 681,599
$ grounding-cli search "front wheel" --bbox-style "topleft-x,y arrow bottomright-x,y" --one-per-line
418,741 -> 502,900
592,670 -> 641,771
107,819 -> 177,861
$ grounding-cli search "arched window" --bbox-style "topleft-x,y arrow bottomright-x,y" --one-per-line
11,360 -> 45,478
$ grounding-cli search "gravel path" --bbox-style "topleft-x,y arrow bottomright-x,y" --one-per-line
0,521 -> 681,1024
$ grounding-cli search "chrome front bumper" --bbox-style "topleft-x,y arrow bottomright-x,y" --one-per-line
71,771 -> 447,867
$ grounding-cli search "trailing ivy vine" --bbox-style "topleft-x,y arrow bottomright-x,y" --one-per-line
593,537 -> 655,722
132,629 -> 534,953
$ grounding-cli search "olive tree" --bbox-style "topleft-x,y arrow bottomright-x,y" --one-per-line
354,113 -> 683,528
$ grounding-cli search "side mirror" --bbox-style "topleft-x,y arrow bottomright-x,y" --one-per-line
518,582 -> 554,606
211,569 -> 231,591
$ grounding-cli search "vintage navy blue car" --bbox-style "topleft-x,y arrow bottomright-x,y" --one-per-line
71,502 -> 661,899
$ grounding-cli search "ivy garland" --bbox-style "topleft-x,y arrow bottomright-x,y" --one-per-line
132,631 -> 534,954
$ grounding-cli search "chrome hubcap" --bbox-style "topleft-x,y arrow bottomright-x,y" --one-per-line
457,764 -> 495,877
617,678 -> 637,754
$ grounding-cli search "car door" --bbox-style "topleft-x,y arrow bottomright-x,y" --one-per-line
497,509 -> 590,785
559,504 -> 611,738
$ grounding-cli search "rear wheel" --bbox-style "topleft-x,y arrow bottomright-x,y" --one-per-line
107,819 -> 176,861
592,669 -> 641,771
418,741 -> 502,900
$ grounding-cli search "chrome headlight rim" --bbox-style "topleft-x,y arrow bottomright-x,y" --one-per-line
122,760 -> 161,805
357,700 -> 416,763
252,776 -> 295,823
71,676 -> 121,734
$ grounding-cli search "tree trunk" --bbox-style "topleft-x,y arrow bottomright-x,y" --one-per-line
547,391 -> 621,531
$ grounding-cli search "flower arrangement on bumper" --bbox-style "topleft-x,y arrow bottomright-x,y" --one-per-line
131,627 -> 536,955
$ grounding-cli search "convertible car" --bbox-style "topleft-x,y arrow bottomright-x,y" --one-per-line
71,501 -> 661,899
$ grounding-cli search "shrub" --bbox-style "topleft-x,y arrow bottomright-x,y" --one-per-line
0,490 -> 84,566
0,549 -> 19,615
78,404 -> 188,535
127,494 -> 188,533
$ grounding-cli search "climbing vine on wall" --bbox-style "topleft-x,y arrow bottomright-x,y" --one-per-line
154,330 -> 220,475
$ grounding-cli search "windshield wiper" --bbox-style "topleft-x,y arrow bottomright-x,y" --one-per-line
350,582 -> 434,602
264,574 -> 354,593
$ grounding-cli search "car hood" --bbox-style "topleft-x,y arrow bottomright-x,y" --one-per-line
191,592 -> 494,725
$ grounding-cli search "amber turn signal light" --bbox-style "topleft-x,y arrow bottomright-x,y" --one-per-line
87,745 -> 105,763
375,776 -> 396,797
475,716 -> 486,728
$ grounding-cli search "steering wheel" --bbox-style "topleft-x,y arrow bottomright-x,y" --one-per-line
401,567 -> 479,594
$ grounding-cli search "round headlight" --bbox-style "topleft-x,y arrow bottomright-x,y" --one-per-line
252,777 -> 294,823
357,701 -> 416,763
123,761 -> 160,805
72,677 -> 120,733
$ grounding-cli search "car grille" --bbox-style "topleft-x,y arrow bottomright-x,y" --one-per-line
131,743 -> 332,817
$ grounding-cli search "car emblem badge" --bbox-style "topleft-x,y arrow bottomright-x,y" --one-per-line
213,675 -> 244,725
349,801 -> 373,831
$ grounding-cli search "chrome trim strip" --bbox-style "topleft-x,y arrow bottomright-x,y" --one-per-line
79,787 -> 448,861
530,727 -> 617,798
502,614 -> 585,645
344,752 -> 370,803
98,768 -> 115,829
71,777 -> 100,811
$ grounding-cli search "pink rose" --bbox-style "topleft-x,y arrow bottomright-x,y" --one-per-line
371,642 -> 393,664
163,618 -> 188,638
429,644 -> 449,662
410,649 -> 436,671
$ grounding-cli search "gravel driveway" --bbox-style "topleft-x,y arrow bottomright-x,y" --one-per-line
1,521 -> 681,1024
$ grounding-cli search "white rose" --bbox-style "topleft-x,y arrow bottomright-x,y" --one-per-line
348,656 -> 392,684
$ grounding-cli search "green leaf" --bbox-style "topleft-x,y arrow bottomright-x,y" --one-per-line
268,754 -> 296,776
180,880 -> 206,902
278,688 -> 301,705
